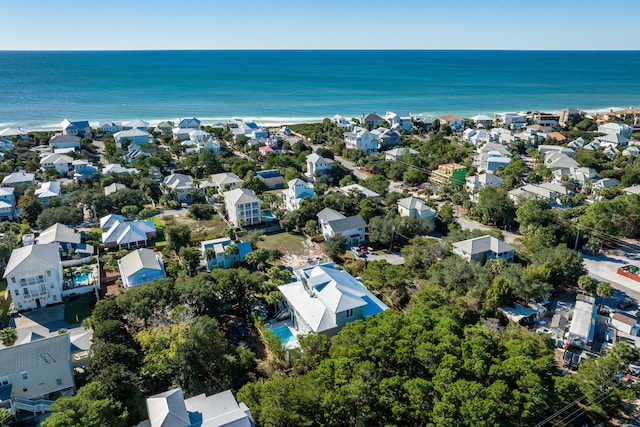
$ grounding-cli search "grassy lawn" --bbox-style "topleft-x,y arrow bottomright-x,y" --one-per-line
64,293 -> 95,325
256,232 -> 307,256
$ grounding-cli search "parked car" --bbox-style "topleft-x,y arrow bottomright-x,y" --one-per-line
351,246 -> 364,257
617,298 -> 635,310
359,245 -> 368,255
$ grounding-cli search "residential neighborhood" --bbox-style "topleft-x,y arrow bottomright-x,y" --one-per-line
0,106 -> 640,426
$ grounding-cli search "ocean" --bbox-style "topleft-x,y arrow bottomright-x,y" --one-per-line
0,50 -> 639,130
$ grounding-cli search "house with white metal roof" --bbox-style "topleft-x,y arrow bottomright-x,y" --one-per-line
384,147 -> 418,161
123,118 -> 149,131
0,187 -> 16,220
49,134 -> 81,151
397,196 -> 436,230
338,183 -> 381,202
162,173 -> 196,203
139,387 -> 254,427
567,294 -> 597,350
3,243 -> 63,310
2,172 -> 35,187
344,126 -> 378,153
210,172 -> 243,194
36,223 -> 93,257
61,118 -> 90,137
0,333 -> 75,414
317,208 -> 366,246
101,215 -> 157,250
114,128 -> 151,148
35,181 -> 61,207
282,178 -> 314,211
223,188 -> 261,227
0,127 -> 28,140
40,153 -> 74,175
306,152 -> 333,180
452,235 -> 515,264
279,263 -> 388,337
118,248 -> 166,288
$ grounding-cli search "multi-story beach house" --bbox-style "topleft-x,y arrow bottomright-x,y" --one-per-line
0,333 -> 75,415
200,237 -> 253,270
49,134 -> 81,151
278,263 -> 388,337
344,126 -> 378,153
223,188 -> 262,227
162,173 -> 196,203
397,196 -> 436,231
35,182 -> 61,207
60,119 -> 90,137
452,235 -> 515,264
0,187 -> 17,220
317,207 -> 366,246
3,243 -> 64,310
123,118 -> 149,131
40,153 -> 73,175
306,153 -> 333,181
282,178 -> 314,211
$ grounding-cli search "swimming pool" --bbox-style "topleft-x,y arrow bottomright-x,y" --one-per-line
73,271 -> 91,285
272,325 -> 298,348
262,212 -> 278,222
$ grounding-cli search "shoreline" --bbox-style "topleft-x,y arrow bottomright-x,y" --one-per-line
0,105 -> 631,133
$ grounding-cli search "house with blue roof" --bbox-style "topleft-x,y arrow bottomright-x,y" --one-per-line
200,237 -> 253,270
278,263 -> 388,337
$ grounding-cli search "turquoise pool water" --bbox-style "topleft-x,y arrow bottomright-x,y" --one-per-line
272,326 -> 298,347
73,271 -> 91,285
263,213 -> 277,221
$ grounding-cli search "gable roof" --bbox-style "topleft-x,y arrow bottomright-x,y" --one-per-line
211,172 -> 242,187
0,333 -> 70,377
35,181 -> 61,199
397,196 -> 435,213
223,188 -> 260,206
104,182 -> 127,195
452,235 -> 515,256
102,221 -> 155,245
317,207 -> 346,222
147,388 -> 191,427
306,152 -> 333,166
4,243 -> 61,278
36,223 -> 80,245
326,216 -> 366,233
40,153 -> 73,165
119,248 -> 163,278
163,173 -> 194,190
2,172 -> 35,185
362,113 -> 383,122
100,213 -> 124,229
339,183 -> 380,199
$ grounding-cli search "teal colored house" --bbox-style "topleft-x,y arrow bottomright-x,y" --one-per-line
118,248 -> 166,288
201,237 -> 252,270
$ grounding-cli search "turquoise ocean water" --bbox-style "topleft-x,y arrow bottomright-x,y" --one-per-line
0,50 -> 639,129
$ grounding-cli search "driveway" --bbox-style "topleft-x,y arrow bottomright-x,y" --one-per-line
363,252 -> 405,265
3,305 -> 91,351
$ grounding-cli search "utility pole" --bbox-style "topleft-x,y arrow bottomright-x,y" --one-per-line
389,226 -> 395,252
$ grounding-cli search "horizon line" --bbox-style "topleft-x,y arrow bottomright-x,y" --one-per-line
1,48 -> 640,53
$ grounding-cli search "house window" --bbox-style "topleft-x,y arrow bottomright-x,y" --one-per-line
22,288 -> 29,297
346,308 -> 354,318
21,372 -> 28,380
0,377 -> 8,386
47,270 -> 51,277
53,295 -> 57,301
56,378 -> 63,386
22,387 -> 28,393
10,277 -> 15,284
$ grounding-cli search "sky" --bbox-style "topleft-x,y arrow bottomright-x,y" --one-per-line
1,0 -> 639,50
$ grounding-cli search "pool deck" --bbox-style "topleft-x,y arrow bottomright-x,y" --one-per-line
265,319 -> 300,349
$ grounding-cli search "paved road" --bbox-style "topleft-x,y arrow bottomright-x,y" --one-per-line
455,216 -> 520,244
333,156 -> 370,180
583,252 -> 640,304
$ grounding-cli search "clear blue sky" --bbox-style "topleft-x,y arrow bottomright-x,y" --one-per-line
1,0 -> 639,50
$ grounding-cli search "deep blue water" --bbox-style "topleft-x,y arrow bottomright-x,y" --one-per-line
0,50 -> 639,129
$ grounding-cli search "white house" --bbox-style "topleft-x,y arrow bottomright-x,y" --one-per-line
384,147 -> 418,161
188,129 -> 210,143
228,118 -> 268,140
333,114 -> 354,130
178,117 -> 201,129
142,388 -> 254,427
317,208 -> 366,246
438,115 -> 464,131
61,119 -> 90,137
3,243 -> 63,310
452,235 -> 515,264
162,173 -> 196,203
210,172 -> 243,194
470,114 -> 493,127
201,238 -> 253,271
466,172 -> 504,194
172,127 -> 193,141
118,248 -> 166,288
224,188 -> 262,227
114,129 -> 151,147
49,134 -> 81,151
361,113 -> 384,128
477,142 -> 512,172
0,127 -> 28,140
98,121 -> 122,134
282,178 -> 314,211
40,153 -> 73,175
610,312 -> 640,336
397,197 -> 436,230
123,118 -> 149,131
279,263 -> 388,337
104,182 -> 127,196
598,122 -> 633,138
101,216 -> 157,250
103,163 -> 140,175
306,153 -> 333,180
0,333 -> 75,413
385,111 -> 412,132
35,181 -> 61,207
0,187 -> 17,220
344,126 -> 378,152
494,112 -> 527,127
